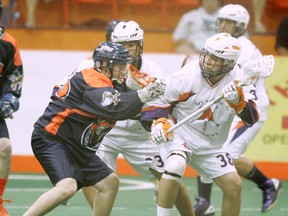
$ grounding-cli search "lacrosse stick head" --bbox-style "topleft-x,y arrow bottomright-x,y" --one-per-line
125,64 -> 154,90
241,55 -> 275,86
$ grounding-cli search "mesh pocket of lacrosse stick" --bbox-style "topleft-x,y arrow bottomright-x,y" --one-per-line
126,64 -> 154,90
242,55 -> 275,86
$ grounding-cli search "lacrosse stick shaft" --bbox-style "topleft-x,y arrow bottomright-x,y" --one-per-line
167,81 -> 249,134
167,94 -> 223,134
167,55 -> 275,134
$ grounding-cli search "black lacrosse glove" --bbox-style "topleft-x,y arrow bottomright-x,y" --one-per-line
0,93 -> 19,119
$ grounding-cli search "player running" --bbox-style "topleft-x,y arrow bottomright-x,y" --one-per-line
23,42 -> 165,216
193,5 -> 282,216
142,32 -> 261,216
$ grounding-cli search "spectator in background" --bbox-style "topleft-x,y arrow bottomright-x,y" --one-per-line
1,0 -> 19,27
24,0 -> 38,28
173,0 -> 223,54
275,16 -> 288,55
252,0 -> 267,33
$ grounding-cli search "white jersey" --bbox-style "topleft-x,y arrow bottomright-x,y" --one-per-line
142,60 -> 260,155
237,36 -> 269,121
108,58 -> 163,138
221,36 -> 270,158
96,57 -> 165,178
173,7 -> 219,52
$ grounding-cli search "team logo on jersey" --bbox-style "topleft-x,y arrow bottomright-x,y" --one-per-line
101,91 -> 121,106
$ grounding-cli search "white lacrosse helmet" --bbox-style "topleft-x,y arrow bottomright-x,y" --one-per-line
112,20 -> 144,42
111,20 -> 144,69
200,33 -> 241,77
218,4 -> 250,37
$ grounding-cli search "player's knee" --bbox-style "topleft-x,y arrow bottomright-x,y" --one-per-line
0,138 -> 12,156
162,151 -> 187,182
223,174 -> 242,198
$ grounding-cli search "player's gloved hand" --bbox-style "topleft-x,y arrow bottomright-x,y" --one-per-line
151,118 -> 174,145
137,77 -> 166,103
126,64 -> 154,91
0,93 -> 19,119
0,101 -> 14,119
222,80 -> 246,113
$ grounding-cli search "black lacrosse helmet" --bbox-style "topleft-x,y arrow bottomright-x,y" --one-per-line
105,19 -> 123,41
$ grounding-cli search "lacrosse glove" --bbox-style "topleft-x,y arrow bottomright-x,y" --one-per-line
0,93 -> 19,119
222,80 -> 246,113
137,77 -> 166,103
151,118 -> 174,145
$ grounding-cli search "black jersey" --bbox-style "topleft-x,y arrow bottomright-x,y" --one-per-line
0,27 -> 23,100
35,67 -> 143,149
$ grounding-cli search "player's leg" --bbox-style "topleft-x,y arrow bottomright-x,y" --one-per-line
157,149 -> 188,216
0,120 -> 12,216
213,172 -> 242,216
228,121 -> 282,213
24,130 -> 82,215
193,176 -> 215,216
191,151 -> 241,216
23,178 -> 78,216
234,156 -> 282,213
81,135 -> 120,207
150,168 -> 194,216
92,172 -> 119,216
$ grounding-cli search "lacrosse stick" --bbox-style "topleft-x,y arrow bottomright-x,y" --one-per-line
167,55 -> 275,134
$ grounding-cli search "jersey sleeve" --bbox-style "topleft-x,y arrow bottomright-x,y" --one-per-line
0,32 -> 23,99
82,87 -> 143,120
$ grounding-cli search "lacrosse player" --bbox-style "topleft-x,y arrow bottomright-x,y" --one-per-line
81,20 -> 195,216
23,42 -> 166,216
105,19 -> 123,41
0,1 -> 23,215
142,32 -> 262,216
193,5 -> 282,216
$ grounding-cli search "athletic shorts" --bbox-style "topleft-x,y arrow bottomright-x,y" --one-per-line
159,133 -> 236,184
223,121 -> 264,159
97,134 -> 164,179
159,133 -> 192,162
189,151 -> 237,184
31,128 -> 113,190
0,119 -> 9,139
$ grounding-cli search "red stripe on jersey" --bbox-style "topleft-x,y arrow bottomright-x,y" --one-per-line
2,32 -> 22,66
82,68 -> 113,88
45,109 -> 72,135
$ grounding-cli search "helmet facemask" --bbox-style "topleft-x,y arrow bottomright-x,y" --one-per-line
92,42 -> 131,85
217,4 -> 250,38
199,49 -> 236,78
111,21 -> 144,69
94,60 -> 128,85
120,40 -> 143,69
217,18 -> 246,38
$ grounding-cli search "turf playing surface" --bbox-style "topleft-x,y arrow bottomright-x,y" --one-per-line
5,174 -> 287,216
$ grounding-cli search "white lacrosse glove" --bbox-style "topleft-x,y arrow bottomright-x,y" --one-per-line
137,77 -> 166,103
222,80 -> 246,113
126,64 -> 154,90
151,118 -> 174,145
